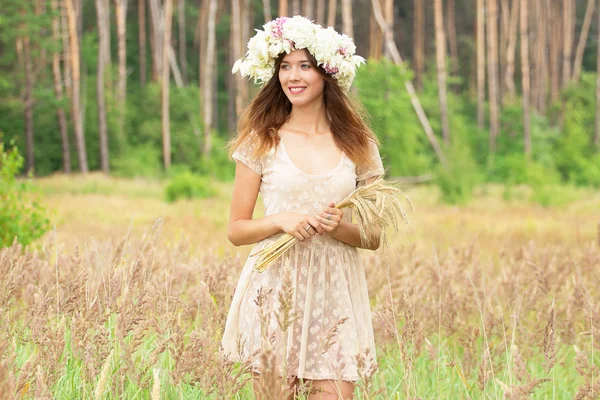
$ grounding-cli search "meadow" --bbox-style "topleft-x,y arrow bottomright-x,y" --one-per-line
1,174 -> 599,399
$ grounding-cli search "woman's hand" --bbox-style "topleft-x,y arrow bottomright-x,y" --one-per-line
315,202 -> 344,235
275,212 -> 324,241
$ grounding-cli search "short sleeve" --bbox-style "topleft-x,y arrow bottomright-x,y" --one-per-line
356,140 -> 384,183
232,139 -> 262,175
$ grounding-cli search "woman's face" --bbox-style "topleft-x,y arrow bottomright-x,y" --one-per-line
278,49 -> 325,107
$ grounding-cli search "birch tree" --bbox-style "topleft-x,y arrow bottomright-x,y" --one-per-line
520,0 -> 531,158
162,0 -> 173,169
66,0 -> 88,172
114,0 -> 128,145
139,0 -> 147,86
486,0 -> 500,154
341,0 -> 353,38
413,0 -> 424,90
96,0 -> 110,171
203,0 -> 217,155
279,0 -> 288,17
434,0 -> 450,144
51,0 -> 71,173
178,0 -> 187,84
476,0 -> 485,129
572,0 -> 595,83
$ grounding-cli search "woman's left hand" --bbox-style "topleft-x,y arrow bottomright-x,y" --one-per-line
315,202 -> 344,234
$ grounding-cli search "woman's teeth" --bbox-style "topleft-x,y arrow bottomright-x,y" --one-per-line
290,87 -> 306,94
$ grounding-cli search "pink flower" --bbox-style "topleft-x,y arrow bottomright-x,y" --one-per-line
338,47 -> 347,56
271,17 -> 288,38
324,64 -> 339,75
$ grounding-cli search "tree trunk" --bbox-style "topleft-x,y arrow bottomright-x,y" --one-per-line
520,0 -> 531,158
199,0 -> 208,87
549,0 -> 561,103
60,1 -> 73,103
51,0 -> 71,173
486,0 -> 500,154
370,0 -> 448,167
162,0 -> 173,169
178,0 -> 187,85
562,0 -> 573,86
279,0 -> 288,17
434,0 -> 450,144
66,0 -> 88,172
316,0 -> 325,25
504,0 -> 519,100
203,0 -> 217,156
231,0 -> 242,117
114,0 -> 128,149
446,0 -> 458,74
383,0 -> 393,60
572,0 -> 595,83
96,0 -> 110,172
327,0 -> 337,28
370,0 -> 383,60
263,0 -> 272,22
22,37 -> 34,174
303,0 -> 314,19
476,0 -> 485,129
139,0 -> 147,86
148,0 -> 163,81
292,0 -> 300,15
341,0 -> 353,37
535,0 -> 548,114
413,0 -> 424,90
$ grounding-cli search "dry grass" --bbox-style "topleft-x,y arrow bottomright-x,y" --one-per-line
1,176 -> 599,398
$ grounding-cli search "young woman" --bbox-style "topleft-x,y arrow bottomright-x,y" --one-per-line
222,16 -> 384,399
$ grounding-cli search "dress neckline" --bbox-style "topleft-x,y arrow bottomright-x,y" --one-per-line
278,137 -> 346,178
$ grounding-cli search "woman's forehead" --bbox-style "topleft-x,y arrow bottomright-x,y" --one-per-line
282,49 -> 311,62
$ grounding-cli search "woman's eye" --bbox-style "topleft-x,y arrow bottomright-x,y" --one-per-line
301,64 -> 310,69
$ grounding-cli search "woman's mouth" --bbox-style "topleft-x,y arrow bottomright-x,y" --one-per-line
289,86 -> 306,95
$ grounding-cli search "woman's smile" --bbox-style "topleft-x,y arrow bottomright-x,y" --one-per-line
289,86 -> 307,95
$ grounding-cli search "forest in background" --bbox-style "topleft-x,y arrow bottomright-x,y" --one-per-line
1,0 -> 600,200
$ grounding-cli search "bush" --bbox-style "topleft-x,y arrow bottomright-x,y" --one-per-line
0,138 -> 49,247
435,140 -> 482,205
164,172 -> 218,203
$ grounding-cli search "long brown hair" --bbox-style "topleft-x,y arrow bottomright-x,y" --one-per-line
228,51 -> 379,168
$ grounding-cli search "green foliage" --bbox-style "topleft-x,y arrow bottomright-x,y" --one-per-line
164,172 -> 218,203
435,140 -> 482,205
356,59 -> 433,177
555,73 -> 600,187
0,138 -> 49,247
111,143 -> 164,178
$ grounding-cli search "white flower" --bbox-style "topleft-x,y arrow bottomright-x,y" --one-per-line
232,16 -> 364,92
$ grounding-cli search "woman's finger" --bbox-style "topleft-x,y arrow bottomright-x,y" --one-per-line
307,217 -> 324,234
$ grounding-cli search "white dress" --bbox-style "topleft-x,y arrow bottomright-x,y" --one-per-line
222,137 -> 384,381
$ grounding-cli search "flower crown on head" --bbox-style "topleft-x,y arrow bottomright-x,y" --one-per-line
232,16 -> 366,92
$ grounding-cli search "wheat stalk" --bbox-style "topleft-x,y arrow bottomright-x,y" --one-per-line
252,178 -> 412,272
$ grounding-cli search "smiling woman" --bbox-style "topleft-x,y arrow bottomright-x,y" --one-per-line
223,16 -> 384,400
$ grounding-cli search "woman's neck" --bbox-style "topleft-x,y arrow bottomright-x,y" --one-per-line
286,102 -> 330,136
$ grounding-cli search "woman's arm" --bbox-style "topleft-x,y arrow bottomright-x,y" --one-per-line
227,162 -> 323,246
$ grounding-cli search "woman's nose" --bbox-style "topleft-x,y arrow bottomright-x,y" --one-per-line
289,66 -> 300,81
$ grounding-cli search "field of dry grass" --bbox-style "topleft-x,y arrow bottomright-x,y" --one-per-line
1,174 -> 599,399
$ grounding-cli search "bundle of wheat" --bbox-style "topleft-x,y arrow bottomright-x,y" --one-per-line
252,179 -> 412,272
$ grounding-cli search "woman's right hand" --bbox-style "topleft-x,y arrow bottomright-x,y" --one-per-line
275,212 -> 324,241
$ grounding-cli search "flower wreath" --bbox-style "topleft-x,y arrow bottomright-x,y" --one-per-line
232,16 -> 365,92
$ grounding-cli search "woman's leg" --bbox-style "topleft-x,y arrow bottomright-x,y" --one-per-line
307,380 -> 354,400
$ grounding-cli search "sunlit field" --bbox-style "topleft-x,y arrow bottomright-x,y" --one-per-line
2,174 -> 599,399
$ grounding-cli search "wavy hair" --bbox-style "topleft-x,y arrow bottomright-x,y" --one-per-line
228,51 -> 379,169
